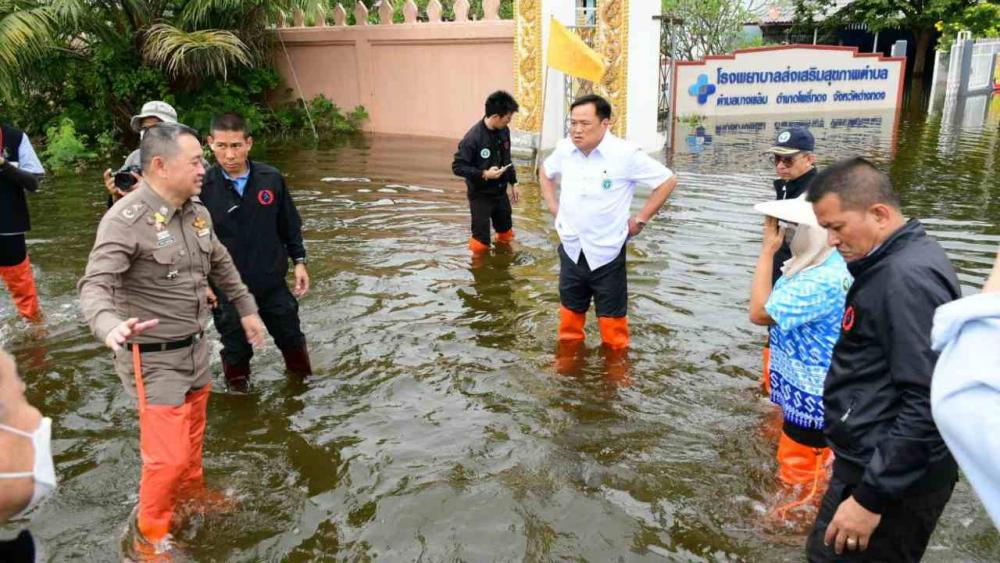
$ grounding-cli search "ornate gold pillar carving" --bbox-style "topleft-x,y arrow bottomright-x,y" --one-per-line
595,0 -> 628,137
513,0 -> 543,133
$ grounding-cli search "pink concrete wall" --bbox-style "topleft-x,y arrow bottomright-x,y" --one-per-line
273,21 -> 515,140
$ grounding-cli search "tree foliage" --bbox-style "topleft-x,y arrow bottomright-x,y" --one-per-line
936,0 -> 1000,51
0,0 -> 365,170
660,0 -> 765,60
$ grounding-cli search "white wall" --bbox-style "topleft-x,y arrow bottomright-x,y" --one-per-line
626,2 -> 665,151
539,0 -> 576,150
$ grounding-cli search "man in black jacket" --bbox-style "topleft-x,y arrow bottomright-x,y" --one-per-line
201,113 -> 311,392
806,157 -> 960,562
451,91 -> 519,255
0,122 -> 45,321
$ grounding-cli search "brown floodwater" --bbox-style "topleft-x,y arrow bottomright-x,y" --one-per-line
1,96 -> 998,561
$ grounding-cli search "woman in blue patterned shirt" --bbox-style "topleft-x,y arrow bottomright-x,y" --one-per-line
749,195 -> 852,500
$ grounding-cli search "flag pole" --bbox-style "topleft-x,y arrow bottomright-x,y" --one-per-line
533,65 -> 550,179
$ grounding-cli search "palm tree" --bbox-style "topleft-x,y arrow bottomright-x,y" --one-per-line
1,0 -> 302,131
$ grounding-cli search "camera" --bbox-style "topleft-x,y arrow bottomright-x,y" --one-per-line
114,164 -> 142,191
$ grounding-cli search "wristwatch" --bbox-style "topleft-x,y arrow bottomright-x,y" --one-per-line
294,257 -> 307,265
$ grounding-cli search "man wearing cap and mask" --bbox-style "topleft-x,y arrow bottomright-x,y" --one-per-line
748,195 -> 851,510
0,348 -> 56,561
102,101 -> 178,207
0,119 -> 45,322
761,126 -> 818,394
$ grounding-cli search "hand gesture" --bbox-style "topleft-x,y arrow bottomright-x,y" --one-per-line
823,496 -> 881,554
241,314 -> 266,348
508,184 -> 520,204
627,217 -> 645,237
105,318 -> 160,352
293,263 -> 310,297
482,166 -> 504,180
762,216 -> 785,255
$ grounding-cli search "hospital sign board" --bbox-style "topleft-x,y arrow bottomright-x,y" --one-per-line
672,45 -> 906,118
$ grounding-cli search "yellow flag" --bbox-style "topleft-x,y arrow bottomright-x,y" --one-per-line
546,17 -> 606,83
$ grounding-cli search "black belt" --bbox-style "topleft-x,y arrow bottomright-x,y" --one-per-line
127,332 -> 202,353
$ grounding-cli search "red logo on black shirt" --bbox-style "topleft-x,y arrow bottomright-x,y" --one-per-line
842,305 -> 856,331
258,189 -> 275,206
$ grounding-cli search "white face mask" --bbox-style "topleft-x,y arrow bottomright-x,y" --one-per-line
0,417 -> 57,519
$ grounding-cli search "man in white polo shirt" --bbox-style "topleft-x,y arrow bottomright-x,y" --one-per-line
539,94 -> 678,350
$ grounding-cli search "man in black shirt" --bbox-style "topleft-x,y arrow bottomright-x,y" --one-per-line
806,158 -> 960,562
201,113 -> 311,392
452,91 -> 520,255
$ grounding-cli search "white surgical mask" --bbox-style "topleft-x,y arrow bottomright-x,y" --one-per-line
0,417 -> 57,519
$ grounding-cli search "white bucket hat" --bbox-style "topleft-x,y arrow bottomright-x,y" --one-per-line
130,101 -> 178,132
753,194 -> 820,226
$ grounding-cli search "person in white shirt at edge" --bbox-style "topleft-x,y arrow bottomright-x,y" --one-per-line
538,94 -> 679,356
930,247 -> 1000,529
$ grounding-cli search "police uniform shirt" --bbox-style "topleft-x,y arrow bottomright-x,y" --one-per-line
79,182 -> 258,343
543,132 -> 673,270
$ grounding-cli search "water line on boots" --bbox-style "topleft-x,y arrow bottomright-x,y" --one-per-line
771,449 -> 824,519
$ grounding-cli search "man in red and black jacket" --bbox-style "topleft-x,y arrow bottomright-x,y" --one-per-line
452,91 -> 520,255
806,158 -> 960,562
0,122 -> 45,321
200,113 -> 311,392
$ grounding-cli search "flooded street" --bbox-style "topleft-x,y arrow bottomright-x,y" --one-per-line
1,99 -> 998,561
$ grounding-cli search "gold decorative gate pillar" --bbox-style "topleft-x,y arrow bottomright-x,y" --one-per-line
513,0 -> 632,148
595,0 -> 629,137
513,0 -> 543,134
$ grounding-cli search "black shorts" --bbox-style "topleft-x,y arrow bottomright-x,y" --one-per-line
558,244 -> 627,318
0,234 -> 27,267
806,473 -> 954,562
468,192 -> 512,245
212,283 -> 305,366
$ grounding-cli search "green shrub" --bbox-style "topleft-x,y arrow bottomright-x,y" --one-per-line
41,118 -> 95,173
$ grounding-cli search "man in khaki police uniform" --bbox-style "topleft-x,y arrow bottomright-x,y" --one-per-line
78,123 -> 265,550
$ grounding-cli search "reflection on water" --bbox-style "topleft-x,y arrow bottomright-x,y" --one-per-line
1,101 -> 998,561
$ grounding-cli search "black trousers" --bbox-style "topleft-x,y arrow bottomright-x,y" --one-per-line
806,473 -> 955,562
213,283 -> 305,366
0,234 -> 27,267
558,244 -> 627,318
468,192 -> 512,245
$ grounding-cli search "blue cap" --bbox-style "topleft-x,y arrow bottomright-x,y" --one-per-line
769,127 -> 815,155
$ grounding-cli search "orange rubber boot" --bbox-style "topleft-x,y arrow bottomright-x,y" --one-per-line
555,306 -> 587,375
0,256 -> 41,321
558,306 -> 586,341
777,432 -> 831,486
494,229 -> 514,244
180,386 -> 210,490
761,345 -> 772,396
137,403 -> 192,544
597,316 -> 629,350
468,237 -> 490,255
175,385 -> 234,518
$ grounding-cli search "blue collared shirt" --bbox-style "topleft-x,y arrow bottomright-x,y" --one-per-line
222,164 -> 250,197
